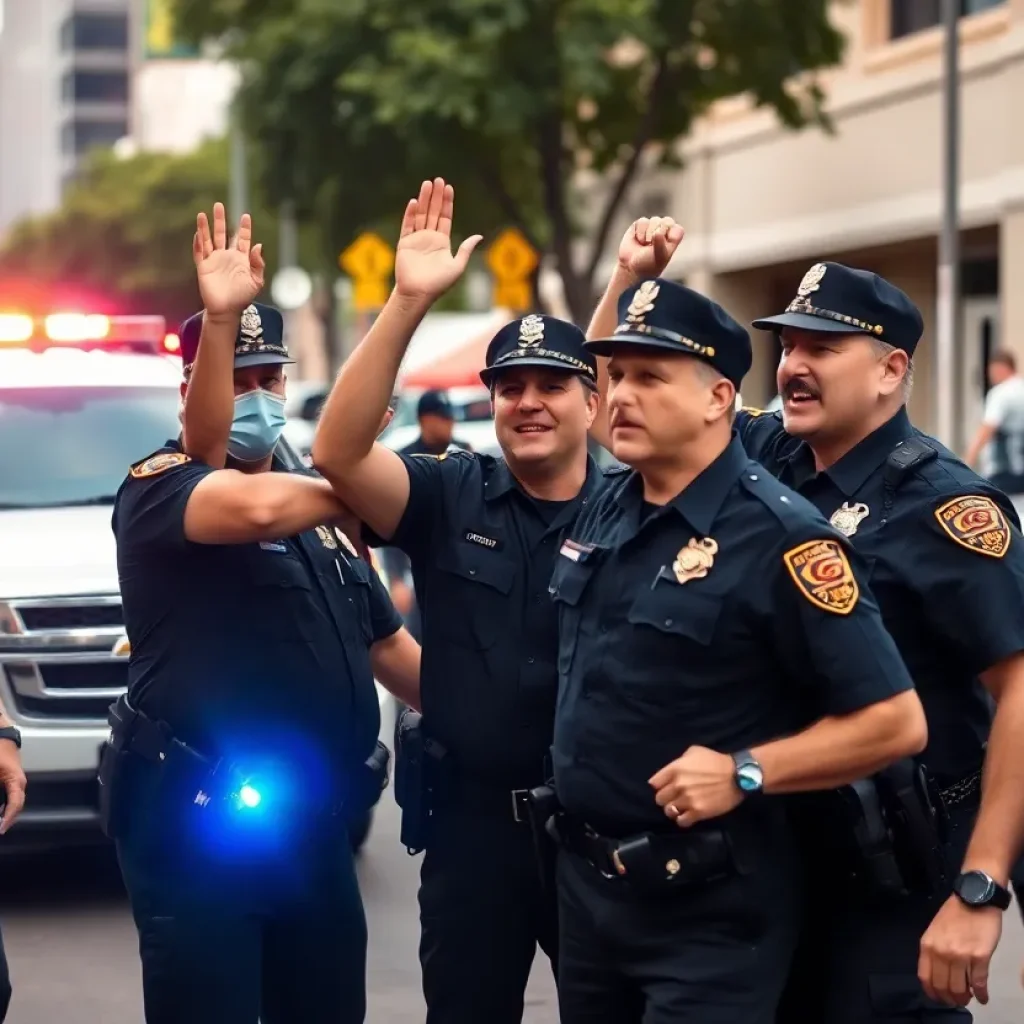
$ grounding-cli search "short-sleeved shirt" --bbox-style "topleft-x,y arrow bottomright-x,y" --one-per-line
738,407 -> 1024,779
981,375 -> 1024,484
112,440 -> 402,787
550,435 -> 915,837
365,449 -> 608,788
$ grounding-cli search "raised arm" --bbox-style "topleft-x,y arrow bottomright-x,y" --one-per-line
181,203 -> 266,468
311,178 -> 482,541
586,217 -> 685,451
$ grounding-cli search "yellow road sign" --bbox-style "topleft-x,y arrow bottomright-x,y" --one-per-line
486,228 -> 539,283
340,233 -> 395,311
493,281 -> 533,312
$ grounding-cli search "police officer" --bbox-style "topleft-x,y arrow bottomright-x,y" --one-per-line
588,237 -> 1024,1017
311,177 -> 612,1024
106,204 -> 420,1024
0,703 -> 25,1022
550,276 -> 927,1024
380,390 -> 473,643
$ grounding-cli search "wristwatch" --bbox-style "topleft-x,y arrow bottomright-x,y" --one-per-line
952,871 -> 1012,911
730,750 -> 764,798
0,725 -> 21,749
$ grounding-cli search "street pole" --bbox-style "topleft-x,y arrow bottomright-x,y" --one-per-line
228,102 -> 249,225
936,0 -> 961,450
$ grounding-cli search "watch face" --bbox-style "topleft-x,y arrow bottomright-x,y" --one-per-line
959,872 -> 995,905
737,763 -> 764,793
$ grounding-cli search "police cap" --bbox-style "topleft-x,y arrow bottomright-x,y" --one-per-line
179,302 -> 295,373
479,314 -> 597,388
751,262 -> 924,355
417,389 -> 454,419
586,278 -> 751,388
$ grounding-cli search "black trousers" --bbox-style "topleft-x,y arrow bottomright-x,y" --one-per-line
0,923 -> 11,1023
776,804 -> 977,1023
418,798 -> 558,1024
556,839 -> 801,1024
116,776 -> 367,1024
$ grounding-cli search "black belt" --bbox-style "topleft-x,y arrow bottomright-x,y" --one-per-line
553,813 -> 734,886
437,776 -> 534,824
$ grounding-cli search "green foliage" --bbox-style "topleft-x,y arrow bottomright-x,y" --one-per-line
176,0 -> 845,320
0,138 -> 319,327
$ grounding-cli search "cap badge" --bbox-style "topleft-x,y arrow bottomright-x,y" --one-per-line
316,525 -> 338,550
796,263 -> 827,298
517,314 -> 545,348
829,502 -> 870,538
240,304 -> 263,341
626,280 -> 659,325
672,537 -> 718,584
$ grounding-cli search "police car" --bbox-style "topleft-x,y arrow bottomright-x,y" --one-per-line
0,313 -> 396,853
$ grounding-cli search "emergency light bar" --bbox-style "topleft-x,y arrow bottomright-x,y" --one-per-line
0,311 -> 170,352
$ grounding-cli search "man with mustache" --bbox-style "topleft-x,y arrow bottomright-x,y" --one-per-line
548,274 -> 927,1024
590,255 -> 1024,1019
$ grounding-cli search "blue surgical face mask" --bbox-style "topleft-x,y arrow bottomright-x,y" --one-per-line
228,388 -> 287,462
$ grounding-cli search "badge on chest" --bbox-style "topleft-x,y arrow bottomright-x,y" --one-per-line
672,538 -> 718,584
829,502 -> 870,538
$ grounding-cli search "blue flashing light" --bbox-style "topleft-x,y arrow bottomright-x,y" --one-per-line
237,783 -> 262,809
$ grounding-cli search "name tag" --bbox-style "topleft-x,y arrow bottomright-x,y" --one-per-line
464,530 -> 501,550
260,541 -> 288,553
559,539 -> 593,562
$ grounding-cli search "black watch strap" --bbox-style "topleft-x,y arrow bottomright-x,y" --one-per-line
954,871 -> 1012,911
0,725 -> 21,750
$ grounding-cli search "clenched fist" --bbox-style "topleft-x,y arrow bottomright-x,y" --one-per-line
649,745 -> 741,828
618,216 -> 685,282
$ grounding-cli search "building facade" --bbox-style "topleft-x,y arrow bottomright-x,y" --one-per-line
0,0 -> 130,237
609,0 -> 1023,448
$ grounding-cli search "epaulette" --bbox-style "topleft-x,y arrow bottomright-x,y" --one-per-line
407,448 -> 476,463
738,467 -> 812,528
883,437 -> 937,511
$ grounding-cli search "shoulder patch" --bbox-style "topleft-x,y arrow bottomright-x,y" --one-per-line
934,495 -> 1011,559
129,452 -> 191,479
783,539 -> 860,616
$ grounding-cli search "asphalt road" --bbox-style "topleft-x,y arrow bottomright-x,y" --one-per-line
1,794 -> 1020,1023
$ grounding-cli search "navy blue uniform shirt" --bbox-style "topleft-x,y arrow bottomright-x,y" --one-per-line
366,449 -> 608,789
738,407 -> 1024,780
550,435 -> 916,838
112,440 -> 402,789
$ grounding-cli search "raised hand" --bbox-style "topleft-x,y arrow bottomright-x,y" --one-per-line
193,203 -> 266,319
394,178 -> 483,302
618,216 -> 685,281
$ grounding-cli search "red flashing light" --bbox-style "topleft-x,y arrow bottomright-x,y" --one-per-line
162,332 -> 181,354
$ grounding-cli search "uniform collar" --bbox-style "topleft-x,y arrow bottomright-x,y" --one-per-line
484,453 -> 603,504
823,407 -> 914,497
617,433 -> 750,537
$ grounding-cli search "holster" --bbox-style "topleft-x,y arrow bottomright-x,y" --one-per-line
526,784 -> 562,891
839,758 -> 949,898
347,740 -> 391,823
394,708 -> 448,855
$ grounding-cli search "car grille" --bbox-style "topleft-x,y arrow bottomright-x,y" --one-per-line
0,596 -> 126,723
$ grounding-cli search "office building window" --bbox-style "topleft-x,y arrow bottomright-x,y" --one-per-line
62,119 -> 128,156
60,12 -> 129,52
890,0 -> 1004,40
62,70 -> 129,104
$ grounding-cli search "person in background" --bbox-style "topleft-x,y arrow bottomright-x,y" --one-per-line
382,391 -> 473,642
964,349 -> 1024,506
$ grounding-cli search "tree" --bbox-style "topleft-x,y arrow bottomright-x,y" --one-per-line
0,138 -> 308,328
174,0 -> 844,323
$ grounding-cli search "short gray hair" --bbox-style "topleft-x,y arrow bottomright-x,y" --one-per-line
871,339 -> 914,400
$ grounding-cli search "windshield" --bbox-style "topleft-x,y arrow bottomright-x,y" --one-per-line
0,386 -> 182,508
389,393 -> 493,431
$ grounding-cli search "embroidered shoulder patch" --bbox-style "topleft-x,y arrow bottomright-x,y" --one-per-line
934,495 -> 1010,559
783,538 -> 859,615
129,452 -> 191,479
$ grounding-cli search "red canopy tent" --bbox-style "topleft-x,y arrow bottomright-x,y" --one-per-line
399,330 -> 493,389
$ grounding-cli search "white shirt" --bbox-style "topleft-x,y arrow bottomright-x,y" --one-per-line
981,375 -> 1024,478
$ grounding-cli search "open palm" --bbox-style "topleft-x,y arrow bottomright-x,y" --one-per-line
193,203 -> 266,317
395,178 -> 483,301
